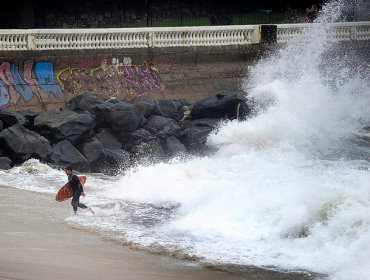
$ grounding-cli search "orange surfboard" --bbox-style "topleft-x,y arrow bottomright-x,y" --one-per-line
55,176 -> 87,202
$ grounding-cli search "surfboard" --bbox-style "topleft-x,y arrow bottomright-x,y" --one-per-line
55,175 -> 87,202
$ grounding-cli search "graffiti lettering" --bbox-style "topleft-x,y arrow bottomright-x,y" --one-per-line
57,59 -> 165,97
0,81 -> 10,107
34,62 -> 63,96
0,62 -> 20,107
0,60 -> 63,108
23,60 -> 49,103
11,64 -> 34,102
0,58 -> 165,108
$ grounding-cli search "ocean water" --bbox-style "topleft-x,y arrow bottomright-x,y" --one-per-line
1,1 -> 370,279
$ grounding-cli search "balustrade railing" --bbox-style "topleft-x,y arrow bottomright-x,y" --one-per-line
276,21 -> 370,44
0,22 -> 369,51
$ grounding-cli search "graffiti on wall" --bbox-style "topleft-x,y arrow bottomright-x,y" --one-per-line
0,60 -> 63,108
0,57 -> 167,109
57,57 -> 165,97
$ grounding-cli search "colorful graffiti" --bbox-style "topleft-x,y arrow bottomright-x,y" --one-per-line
57,58 -> 165,97
0,57 -> 166,109
0,61 -> 63,108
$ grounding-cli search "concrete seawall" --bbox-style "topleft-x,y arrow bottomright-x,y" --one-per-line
0,45 -> 262,111
1,22 -> 369,112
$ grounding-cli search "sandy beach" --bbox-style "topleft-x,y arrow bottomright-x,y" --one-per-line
0,186 -> 316,280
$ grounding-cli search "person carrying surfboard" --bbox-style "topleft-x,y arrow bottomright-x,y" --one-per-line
64,166 -> 91,215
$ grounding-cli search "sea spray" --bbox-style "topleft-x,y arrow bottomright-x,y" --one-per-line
101,1 -> 370,278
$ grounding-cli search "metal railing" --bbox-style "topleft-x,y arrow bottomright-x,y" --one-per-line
0,22 -> 369,51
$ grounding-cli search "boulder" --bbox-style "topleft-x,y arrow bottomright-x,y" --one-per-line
131,139 -> 165,162
105,97 -> 123,104
130,96 -> 155,118
34,110 -> 95,145
95,102 -> 143,133
0,124 -> 52,162
238,100 -> 251,121
19,110 -> 40,128
179,126 -> 213,152
154,99 -> 184,121
81,136 -> 129,173
191,92 -> 245,120
181,118 -> 222,130
177,99 -> 192,107
144,115 -> 181,138
94,129 -> 122,150
0,109 -> 26,128
48,140 -> 90,172
119,128 -> 156,150
81,139 -> 106,172
104,149 -> 130,171
0,157 -> 12,170
67,93 -> 105,113
165,136 -> 187,157
0,120 -> 3,132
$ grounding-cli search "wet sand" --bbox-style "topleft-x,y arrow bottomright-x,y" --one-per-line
0,186 -> 317,280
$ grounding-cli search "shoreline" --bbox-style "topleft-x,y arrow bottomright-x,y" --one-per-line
0,185 -> 318,280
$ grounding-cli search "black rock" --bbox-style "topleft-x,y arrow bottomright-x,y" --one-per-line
181,118 -> 223,130
191,92 -> 246,120
139,115 -> 148,128
81,138 -> 106,172
118,128 -> 156,150
0,120 -> 3,132
95,129 -> 122,150
0,157 -> 12,170
34,110 -> 95,145
131,139 -> 165,162
105,97 -> 123,104
104,148 -> 130,171
19,110 -> 40,128
0,124 -> 52,162
154,99 -> 184,121
48,140 -> 90,172
165,136 -> 187,157
0,109 -> 26,128
179,126 -> 213,152
81,135 -> 129,173
144,115 -> 181,138
130,96 -> 155,118
67,93 -> 105,113
177,99 -> 192,107
238,100 -> 250,121
95,102 -> 143,133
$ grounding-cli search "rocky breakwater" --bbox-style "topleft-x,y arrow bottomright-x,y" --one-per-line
0,92 -> 249,173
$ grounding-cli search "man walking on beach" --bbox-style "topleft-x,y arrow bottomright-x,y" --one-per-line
64,166 -> 91,215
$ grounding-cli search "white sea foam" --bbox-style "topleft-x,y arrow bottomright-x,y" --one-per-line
1,1 -> 370,279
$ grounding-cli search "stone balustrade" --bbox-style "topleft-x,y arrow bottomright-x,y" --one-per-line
0,22 -> 369,51
276,21 -> 370,44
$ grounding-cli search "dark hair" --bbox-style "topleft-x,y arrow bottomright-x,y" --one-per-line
64,166 -> 73,171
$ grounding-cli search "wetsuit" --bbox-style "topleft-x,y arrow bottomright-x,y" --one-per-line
68,173 -> 87,212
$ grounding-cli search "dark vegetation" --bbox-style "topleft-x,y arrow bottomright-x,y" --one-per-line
1,0 -> 325,29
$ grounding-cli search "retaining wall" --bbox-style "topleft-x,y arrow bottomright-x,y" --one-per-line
0,45 -> 261,111
1,22 -> 369,111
